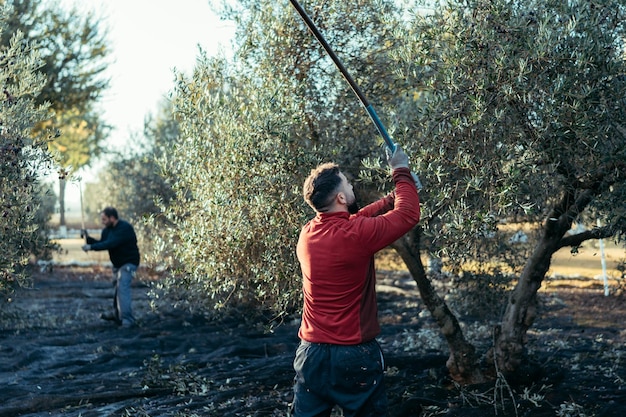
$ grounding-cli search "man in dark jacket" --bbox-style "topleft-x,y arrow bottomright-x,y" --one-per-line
82,207 -> 140,327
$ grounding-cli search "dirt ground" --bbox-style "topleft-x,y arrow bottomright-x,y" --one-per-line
1,258 -> 625,417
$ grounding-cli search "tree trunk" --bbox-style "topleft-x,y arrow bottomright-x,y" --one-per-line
493,220 -> 566,374
59,178 -> 66,226
392,228 -> 485,385
493,184 -> 597,374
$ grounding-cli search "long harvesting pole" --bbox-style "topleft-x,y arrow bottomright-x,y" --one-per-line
288,0 -> 396,152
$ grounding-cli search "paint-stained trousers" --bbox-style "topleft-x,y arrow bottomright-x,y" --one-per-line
290,339 -> 387,417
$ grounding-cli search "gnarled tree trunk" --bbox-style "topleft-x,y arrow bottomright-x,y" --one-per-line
492,231 -> 561,374
392,227 -> 485,385
493,189 -> 599,374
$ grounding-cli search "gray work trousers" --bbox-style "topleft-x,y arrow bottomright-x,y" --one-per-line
112,263 -> 137,326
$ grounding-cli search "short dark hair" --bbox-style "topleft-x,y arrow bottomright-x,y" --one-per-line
303,163 -> 342,212
101,207 -> 119,219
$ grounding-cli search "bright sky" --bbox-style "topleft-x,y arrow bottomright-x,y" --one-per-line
60,0 -> 235,209
70,0 -> 235,144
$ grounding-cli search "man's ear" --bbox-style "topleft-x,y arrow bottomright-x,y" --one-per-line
336,192 -> 346,205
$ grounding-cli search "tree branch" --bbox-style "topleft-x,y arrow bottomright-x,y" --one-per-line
544,187 -> 576,236
557,225 -> 615,250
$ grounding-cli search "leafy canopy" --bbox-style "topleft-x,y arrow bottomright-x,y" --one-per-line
0,5 -> 57,295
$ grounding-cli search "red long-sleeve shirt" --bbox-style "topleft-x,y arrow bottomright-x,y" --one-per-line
296,167 -> 420,345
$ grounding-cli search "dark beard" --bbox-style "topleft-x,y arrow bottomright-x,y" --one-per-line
347,200 -> 359,214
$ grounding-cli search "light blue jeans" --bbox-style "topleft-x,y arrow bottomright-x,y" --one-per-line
113,263 -> 137,326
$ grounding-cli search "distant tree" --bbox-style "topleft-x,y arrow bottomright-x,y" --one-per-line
0,8 -> 57,297
45,106 -> 109,226
1,0 -> 111,226
88,100 -> 177,258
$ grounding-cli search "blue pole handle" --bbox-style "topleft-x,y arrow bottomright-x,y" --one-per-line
365,105 -> 396,152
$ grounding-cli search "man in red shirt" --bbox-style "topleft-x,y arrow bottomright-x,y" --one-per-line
291,145 -> 421,417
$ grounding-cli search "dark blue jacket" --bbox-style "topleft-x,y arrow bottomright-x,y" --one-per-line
87,219 -> 140,268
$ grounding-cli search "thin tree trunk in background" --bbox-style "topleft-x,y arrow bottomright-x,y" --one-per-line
59,178 -> 66,226
392,228 -> 485,385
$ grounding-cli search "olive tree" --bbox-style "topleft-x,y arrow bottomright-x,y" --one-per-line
150,0 -> 409,318
390,0 -> 626,382
0,7 -> 57,297
2,0 -> 111,226
150,55 -> 305,317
